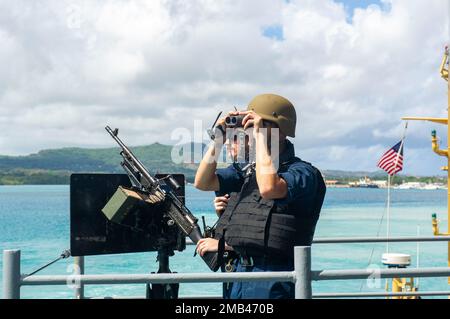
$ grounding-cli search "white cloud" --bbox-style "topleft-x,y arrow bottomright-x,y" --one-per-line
0,0 -> 448,175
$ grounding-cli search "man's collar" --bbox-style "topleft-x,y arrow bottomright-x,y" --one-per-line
279,140 -> 296,164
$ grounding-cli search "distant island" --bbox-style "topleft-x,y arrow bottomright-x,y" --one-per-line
0,143 -> 446,186
0,143 -> 198,185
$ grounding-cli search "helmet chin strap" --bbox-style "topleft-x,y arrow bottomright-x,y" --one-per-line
233,161 -> 256,178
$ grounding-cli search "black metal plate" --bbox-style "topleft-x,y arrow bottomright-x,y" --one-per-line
70,173 -> 186,256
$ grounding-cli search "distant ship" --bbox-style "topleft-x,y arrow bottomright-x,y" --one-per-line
348,177 -> 379,189
395,182 -> 446,190
395,182 -> 425,190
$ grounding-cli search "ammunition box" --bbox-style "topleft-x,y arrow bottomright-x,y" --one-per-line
101,186 -> 145,223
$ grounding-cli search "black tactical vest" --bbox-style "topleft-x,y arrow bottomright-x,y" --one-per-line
215,159 -> 326,260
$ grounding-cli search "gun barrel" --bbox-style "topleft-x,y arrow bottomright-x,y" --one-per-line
105,126 -> 158,186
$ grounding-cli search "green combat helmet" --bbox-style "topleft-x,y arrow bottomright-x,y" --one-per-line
247,94 -> 297,137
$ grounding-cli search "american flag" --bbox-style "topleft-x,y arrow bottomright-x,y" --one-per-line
377,141 -> 404,176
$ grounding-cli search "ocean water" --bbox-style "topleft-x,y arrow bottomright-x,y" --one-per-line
0,185 -> 448,299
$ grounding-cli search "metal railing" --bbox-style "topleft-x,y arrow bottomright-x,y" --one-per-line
185,235 -> 450,245
3,236 -> 450,299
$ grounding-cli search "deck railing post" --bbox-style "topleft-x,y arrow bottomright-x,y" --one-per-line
294,246 -> 312,299
74,256 -> 85,299
3,250 -> 21,299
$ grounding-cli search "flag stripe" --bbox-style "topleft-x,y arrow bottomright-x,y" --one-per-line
378,152 -> 397,167
381,156 -> 403,169
380,161 -> 403,174
380,157 -> 403,172
377,152 -> 394,165
379,158 -> 403,171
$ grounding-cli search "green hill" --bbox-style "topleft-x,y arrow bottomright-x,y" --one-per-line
0,143 -> 202,185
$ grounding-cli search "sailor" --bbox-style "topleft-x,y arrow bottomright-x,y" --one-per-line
194,94 -> 326,299
212,134 -> 240,299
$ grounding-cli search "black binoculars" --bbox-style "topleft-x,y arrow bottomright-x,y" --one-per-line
225,115 -> 245,128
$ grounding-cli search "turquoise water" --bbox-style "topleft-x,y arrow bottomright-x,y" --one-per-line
0,185 -> 448,299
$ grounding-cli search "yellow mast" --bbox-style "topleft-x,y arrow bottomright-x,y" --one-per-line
402,46 -> 450,285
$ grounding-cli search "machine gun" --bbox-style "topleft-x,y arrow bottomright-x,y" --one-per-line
105,126 -> 220,271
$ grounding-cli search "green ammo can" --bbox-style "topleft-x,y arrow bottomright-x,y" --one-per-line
101,186 -> 146,223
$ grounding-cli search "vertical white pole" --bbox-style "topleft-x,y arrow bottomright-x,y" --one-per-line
386,122 -> 408,254
74,256 -> 85,299
386,174 -> 391,253
416,225 -> 420,288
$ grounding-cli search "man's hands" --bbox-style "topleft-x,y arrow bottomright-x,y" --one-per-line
196,238 -> 219,256
218,110 -> 263,131
240,111 -> 264,133
214,194 -> 229,217
196,238 -> 234,256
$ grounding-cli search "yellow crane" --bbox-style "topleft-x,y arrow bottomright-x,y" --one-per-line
402,46 -> 450,287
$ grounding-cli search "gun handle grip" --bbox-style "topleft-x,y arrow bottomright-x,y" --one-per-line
189,226 -> 220,271
202,252 -> 220,272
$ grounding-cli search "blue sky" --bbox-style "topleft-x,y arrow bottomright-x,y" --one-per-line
263,1 -> 386,41
334,0 -> 387,22
334,0 -> 384,13
262,24 -> 284,41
